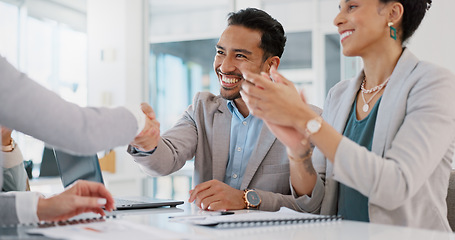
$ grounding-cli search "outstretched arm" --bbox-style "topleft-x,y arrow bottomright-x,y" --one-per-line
0,56 -> 138,155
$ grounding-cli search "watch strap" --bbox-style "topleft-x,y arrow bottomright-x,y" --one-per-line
243,189 -> 261,209
2,139 -> 15,152
242,189 -> 249,209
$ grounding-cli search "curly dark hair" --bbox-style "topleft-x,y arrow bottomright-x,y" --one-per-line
227,8 -> 286,60
380,0 -> 432,43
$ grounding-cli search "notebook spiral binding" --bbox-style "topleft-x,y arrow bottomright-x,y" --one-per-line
212,215 -> 342,228
1,215 -> 118,229
37,215 -> 118,228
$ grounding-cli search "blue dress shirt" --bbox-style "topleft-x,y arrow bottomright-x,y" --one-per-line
224,100 -> 263,190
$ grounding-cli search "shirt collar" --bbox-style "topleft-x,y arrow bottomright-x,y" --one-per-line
227,100 -> 255,121
226,100 -> 236,114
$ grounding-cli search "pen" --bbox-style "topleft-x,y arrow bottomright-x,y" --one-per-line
169,211 -> 235,219
220,211 -> 235,215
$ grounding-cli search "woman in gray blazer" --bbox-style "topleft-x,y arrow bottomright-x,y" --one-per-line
241,0 -> 455,231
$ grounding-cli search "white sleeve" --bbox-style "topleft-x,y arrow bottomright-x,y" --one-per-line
14,191 -> 41,224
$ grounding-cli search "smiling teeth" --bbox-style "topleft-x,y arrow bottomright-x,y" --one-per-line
222,77 -> 240,84
340,31 -> 353,40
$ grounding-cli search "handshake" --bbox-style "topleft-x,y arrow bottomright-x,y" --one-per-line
131,103 -> 161,152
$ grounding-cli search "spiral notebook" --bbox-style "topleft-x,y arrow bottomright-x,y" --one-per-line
190,207 -> 342,228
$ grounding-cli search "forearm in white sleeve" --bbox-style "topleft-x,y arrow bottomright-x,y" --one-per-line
13,191 -> 41,224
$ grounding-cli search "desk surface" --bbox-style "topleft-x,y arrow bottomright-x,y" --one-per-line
2,203 -> 454,240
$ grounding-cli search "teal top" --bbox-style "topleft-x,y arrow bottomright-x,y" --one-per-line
337,96 -> 382,222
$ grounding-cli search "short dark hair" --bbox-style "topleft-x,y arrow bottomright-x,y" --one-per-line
227,8 -> 286,60
380,0 -> 432,43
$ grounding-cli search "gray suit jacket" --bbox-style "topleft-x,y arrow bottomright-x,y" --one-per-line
295,49 -> 455,231
129,91 -> 311,211
0,56 -> 138,225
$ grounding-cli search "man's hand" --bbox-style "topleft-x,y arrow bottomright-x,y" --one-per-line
37,180 -> 115,222
131,103 -> 160,152
188,180 -> 245,211
1,126 -> 13,146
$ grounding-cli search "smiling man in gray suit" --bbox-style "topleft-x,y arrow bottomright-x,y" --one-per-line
128,8 -> 309,211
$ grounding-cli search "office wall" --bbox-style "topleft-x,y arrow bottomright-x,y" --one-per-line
87,0 -> 145,109
407,0 -> 455,74
26,0 -> 86,32
86,0 -> 147,195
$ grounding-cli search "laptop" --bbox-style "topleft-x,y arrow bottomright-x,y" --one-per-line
53,149 -> 184,210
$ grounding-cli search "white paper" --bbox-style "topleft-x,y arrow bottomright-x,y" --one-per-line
27,219 -> 201,240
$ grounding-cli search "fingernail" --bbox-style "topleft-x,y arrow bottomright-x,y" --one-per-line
97,198 -> 107,205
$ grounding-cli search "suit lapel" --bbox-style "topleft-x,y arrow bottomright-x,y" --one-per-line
212,100 -> 231,181
372,48 -> 419,156
240,124 -> 276,190
325,72 -> 362,178
332,73 -> 362,136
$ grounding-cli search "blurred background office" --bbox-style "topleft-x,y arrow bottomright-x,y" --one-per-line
1,0 -> 454,200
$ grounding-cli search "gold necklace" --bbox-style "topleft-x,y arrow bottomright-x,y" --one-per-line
360,77 -> 390,112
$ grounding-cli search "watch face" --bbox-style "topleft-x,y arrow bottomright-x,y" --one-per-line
246,190 -> 261,206
307,119 -> 322,134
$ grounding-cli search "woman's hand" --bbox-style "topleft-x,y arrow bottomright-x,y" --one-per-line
241,66 -> 318,152
37,180 -> 115,222
264,120 -> 310,155
241,65 -> 313,127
